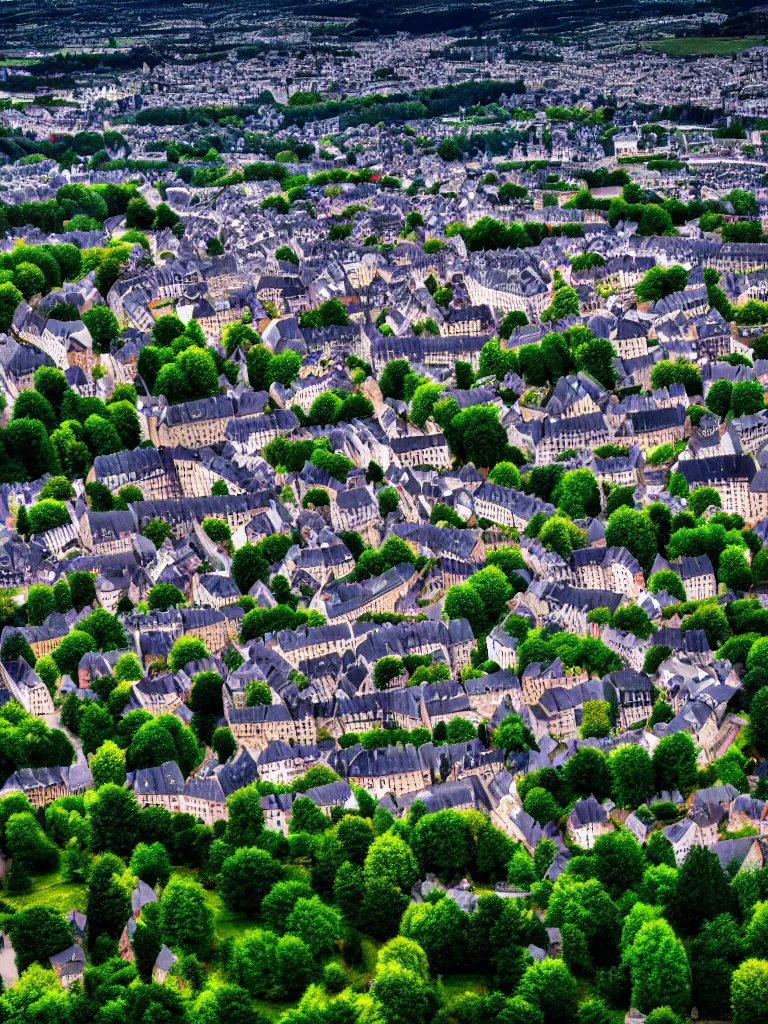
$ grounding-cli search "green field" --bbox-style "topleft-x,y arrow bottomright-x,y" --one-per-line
4,869 -> 87,914
646,36 -> 765,56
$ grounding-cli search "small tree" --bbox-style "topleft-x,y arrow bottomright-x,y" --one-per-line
90,739 -> 127,788
580,700 -> 612,739
373,657 -> 404,689
246,680 -> 272,706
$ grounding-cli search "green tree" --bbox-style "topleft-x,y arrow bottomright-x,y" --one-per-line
262,880 -> 315,934
78,607 -> 127,651
373,963 -> 436,1024
159,875 -> 213,957
518,959 -> 578,1024
267,350 -> 301,388
489,461 -> 522,489
168,636 -> 210,672
412,809 -> 474,876
6,906 -> 73,972
493,712 -> 536,756
148,582 -> 186,611
12,389 -> 57,433
523,787 -> 560,826
444,582 -> 486,636
667,844 -> 734,933
231,543 -> 270,594
66,571 -> 96,611
609,745 -> 654,808
467,564 -> 512,630
82,305 -> 120,353
648,570 -> 686,601
572,336 -> 617,389
605,506 -> 658,572
226,785 -> 264,847
580,700 -> 612,739
592,830 -> 644,897
32,366 -> 68,417
0,281 -> 23,333
399,897 -> 469,974
86,852 -> 133,943
652,731 -> 698,796
130,841 -> 171,889
89,782 -> 140,856
611,605 -> 654,639
212,726 -> 236,762
378,487 -> 400,517
625,918 -> 691,1015
719,545 -> 753,591
706,378 -> 734,418
218,846 -> 284,913
364,832 -> 418,892
26,584 -> 57,626
39,475 -> 74,502
286,895 -> 341,958
52,629 -> 97,677
562,747 -> 611,800
688,486 -> 722,518
245,679 -> 273,707
373,656 -> 405,689
379,359 -> 411,401
732,958 -> 768,1024
90,739 -> 126,788
114,652 -> 143,682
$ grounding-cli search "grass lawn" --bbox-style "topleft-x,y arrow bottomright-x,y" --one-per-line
253,998 -> 300,1021
170,866 -> 261,941
361,935 -> 382,976
646,36 -> 764,56
439,974 -> 490,1001
576,980 -> 625,1024
4,868 -> 87,914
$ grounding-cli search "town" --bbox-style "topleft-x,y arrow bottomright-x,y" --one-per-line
3,5 -> 768,1024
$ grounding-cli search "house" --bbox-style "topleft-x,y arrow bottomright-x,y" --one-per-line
0,761 -> 93,807
675,454 -> 764,524
67,909 -> 87,945
127,761 -> 186,812
257,739 -> 320,783
474,483 -> 556,531
650,554 -> 716,601
153,945 -> 178,984
180,748 -> 259,825
330,742 -> 431,797
487,625 -> 518,671
567,795 -> 613,849
390,433 -> 452,469
625,810 -> 653,845
320,563 -> 417,623
132,880 -> 158,920
604,670 -> 654,729
330,486 -> 379,536
709,836 -> 764,874
507,808 -> 543,853
729,795 -> 768,835
49,944 -> 86,989
225,702 -> 297,750
663,818 -> 701,866
0,656 -> 54,715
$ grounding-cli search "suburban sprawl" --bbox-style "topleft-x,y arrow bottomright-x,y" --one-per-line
6,6 -> 768,1024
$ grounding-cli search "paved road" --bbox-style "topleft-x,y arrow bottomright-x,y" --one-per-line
42,711 -> 84,763
0,934 -> 19,989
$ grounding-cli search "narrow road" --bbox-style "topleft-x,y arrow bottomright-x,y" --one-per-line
0,934 -> 19,988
